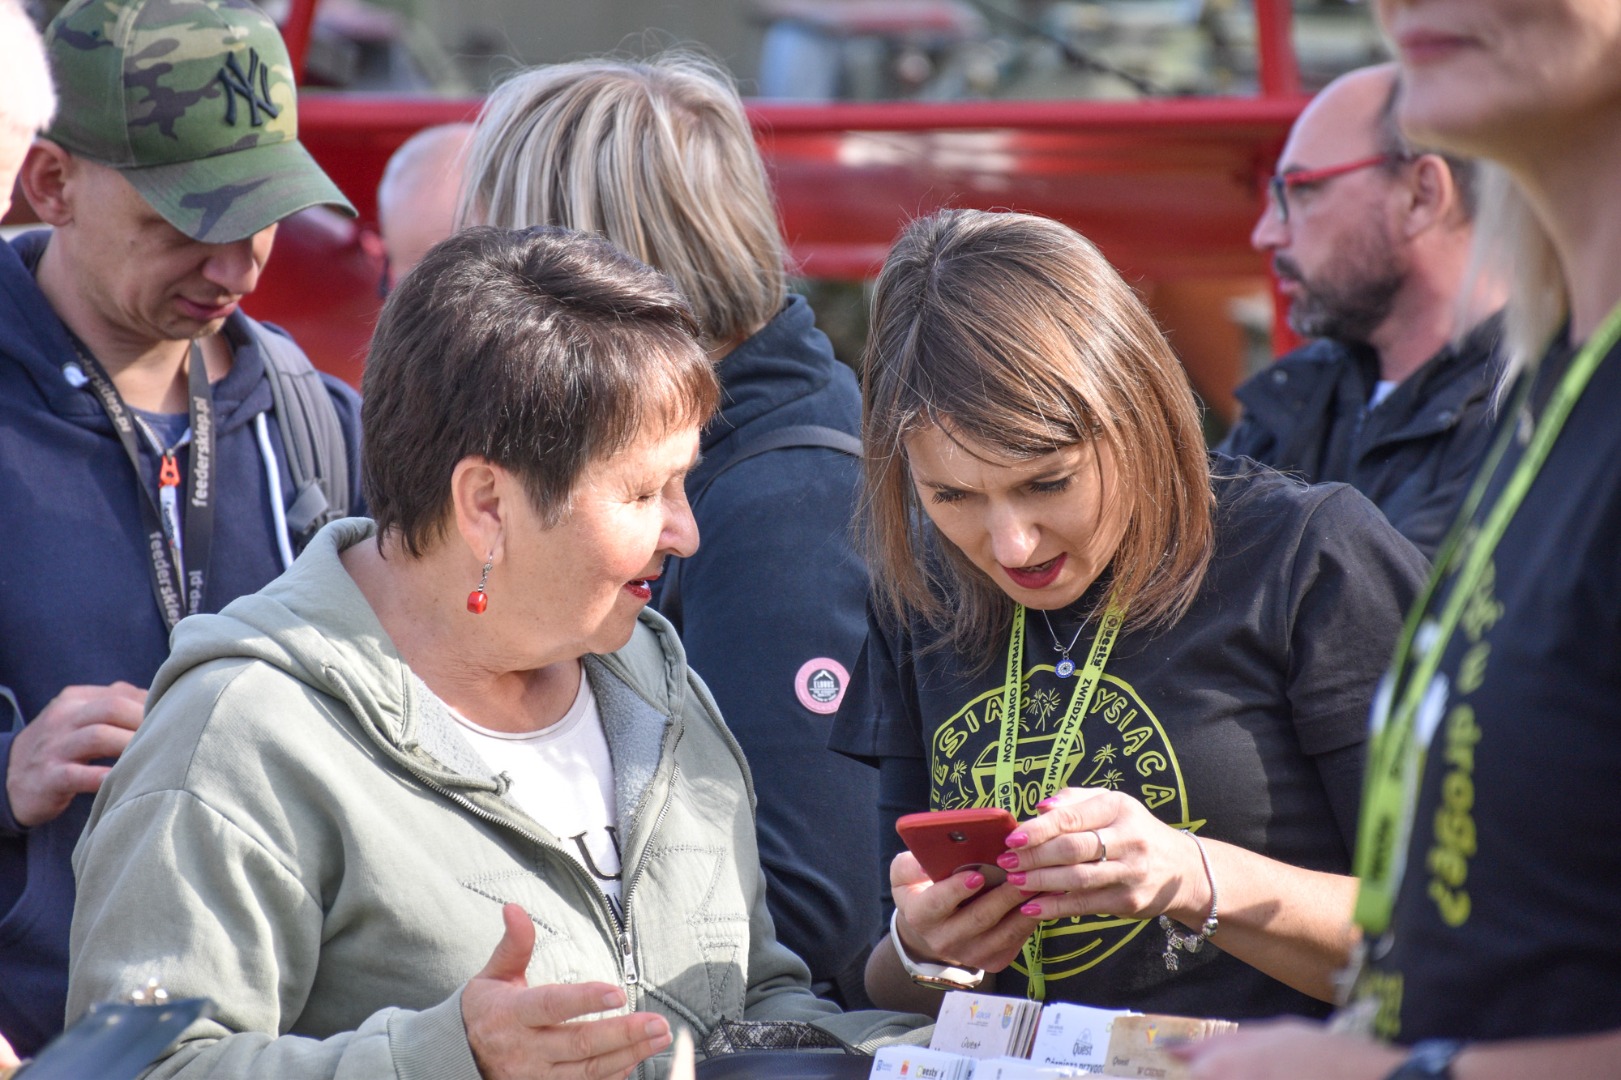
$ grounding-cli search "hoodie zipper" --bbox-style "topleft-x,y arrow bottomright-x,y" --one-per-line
396,724 -> 685,1008
613,728 -> 684,991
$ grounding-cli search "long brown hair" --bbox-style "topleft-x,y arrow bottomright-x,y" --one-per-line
862,209 -> 1214,666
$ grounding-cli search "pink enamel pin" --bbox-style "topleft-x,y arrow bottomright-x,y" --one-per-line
794,658 -> 850,715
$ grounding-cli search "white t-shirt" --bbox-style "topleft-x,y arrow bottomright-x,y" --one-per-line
449,674 -> 623,904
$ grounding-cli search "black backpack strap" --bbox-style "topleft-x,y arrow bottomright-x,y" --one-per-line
250,321 -> 352,552
658,424 -> 862,632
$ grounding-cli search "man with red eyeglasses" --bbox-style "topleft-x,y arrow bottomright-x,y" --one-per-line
1220,63 -> 1505,559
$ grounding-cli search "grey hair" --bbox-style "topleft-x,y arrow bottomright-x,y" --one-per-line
460,53 -> 786,350
0,0 -> 55,137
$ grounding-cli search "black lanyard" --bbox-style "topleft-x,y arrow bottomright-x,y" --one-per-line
73,342 -> 217,631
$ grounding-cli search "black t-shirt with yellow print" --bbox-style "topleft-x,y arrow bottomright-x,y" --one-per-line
1355,334 -> 1621,1044
831,457 -> 1428,1021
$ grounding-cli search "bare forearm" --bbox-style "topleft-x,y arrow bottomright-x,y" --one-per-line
1166,837 -> 1358,1003
864,935 -> 948,1016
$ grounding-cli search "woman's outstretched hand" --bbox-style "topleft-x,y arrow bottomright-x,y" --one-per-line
998,788 -> 1211,926
462,903 -> 672,1080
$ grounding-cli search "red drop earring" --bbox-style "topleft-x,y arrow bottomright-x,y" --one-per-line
467,555 -> 493,614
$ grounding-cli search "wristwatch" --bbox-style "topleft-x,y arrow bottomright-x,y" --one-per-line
1384,1039 -> 1466,1080
889,910 -> 984,991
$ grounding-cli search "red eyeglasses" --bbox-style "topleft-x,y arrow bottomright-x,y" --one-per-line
1266,153 -> 1410,224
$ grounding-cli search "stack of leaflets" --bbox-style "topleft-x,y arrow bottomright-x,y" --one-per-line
868,994 -> 1239,1080
928,991 -> 1045,1061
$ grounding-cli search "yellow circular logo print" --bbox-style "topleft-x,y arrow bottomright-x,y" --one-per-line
929,669 -> 1197,981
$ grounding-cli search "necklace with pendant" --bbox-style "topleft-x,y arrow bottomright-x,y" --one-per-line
1039,609 -> 1088,678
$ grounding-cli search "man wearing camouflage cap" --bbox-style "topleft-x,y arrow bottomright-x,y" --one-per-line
0,0 -> 363,1053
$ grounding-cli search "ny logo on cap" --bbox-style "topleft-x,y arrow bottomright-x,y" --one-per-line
217,49 -> 281,127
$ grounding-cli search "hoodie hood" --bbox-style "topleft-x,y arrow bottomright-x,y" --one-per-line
150,517 -> 700,813
0,231 -> 276,437
703,293 -> 858,452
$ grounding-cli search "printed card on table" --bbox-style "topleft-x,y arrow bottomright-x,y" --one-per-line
971,1057 -> 1089,1080
1029,1003 -> 1136,1073
1100,1014 -> 1239,1079
869,1044 -> 974,1080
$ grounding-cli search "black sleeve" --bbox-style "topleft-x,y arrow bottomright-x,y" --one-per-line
1283,485 -> 1430,852
673,448 -> 879,986
829,603 -> 926,765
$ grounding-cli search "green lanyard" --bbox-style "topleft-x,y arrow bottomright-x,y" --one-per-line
993,597 -> 1126,999
1351,301 -> 1621,936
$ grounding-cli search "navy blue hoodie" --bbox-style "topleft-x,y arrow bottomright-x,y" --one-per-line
651,294 -> 879,999
0,231 -> 363,1055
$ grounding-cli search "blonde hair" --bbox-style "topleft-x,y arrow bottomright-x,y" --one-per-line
0,0 -> 55,137
863,209 -> 1215,666
462,55 -> 785,350
1467,163 -> 1567,387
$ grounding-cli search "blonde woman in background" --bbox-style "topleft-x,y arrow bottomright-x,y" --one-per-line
1187,1 -> 1621,1077
462,56 -> 882,1005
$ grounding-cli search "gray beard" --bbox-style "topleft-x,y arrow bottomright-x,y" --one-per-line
1287,275 -> 1403,343
1275,249 -> 1407,345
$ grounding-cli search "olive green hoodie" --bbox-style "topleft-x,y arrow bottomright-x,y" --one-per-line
67,519 -> 926,1079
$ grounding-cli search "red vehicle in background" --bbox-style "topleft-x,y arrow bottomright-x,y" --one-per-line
17,0 -> 1352,415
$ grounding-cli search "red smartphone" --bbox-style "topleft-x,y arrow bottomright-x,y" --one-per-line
895,808 -> 1020,887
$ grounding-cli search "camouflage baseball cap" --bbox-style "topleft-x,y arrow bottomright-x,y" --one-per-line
44,0 -> 354,243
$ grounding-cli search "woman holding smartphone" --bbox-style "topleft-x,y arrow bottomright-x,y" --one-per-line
830,208 -> 1427,1021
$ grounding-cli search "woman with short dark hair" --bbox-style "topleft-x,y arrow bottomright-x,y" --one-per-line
464,56 -> 885,1003
833,208 -> 1428,1021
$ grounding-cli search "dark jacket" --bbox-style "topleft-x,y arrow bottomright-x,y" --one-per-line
0,231 -> 364,1056
1218,316 -> 1503,558
649,293 -> 878,1000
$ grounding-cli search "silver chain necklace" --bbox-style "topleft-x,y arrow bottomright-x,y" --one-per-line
1039,609 -> 1087,679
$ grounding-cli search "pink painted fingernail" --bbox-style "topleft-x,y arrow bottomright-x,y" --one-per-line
964,872 -> 986,890
1006,871 -> 1027,886
1006,831 -> 1030,848
1020,901 -> 1043,917
1037,797 -> 1059,811
996,851 -> 1020,870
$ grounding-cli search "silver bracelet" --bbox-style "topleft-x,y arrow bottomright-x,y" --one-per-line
1159,831 -> 1218,971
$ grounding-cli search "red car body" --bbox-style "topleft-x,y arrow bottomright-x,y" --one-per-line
15,0 -> 1309,408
